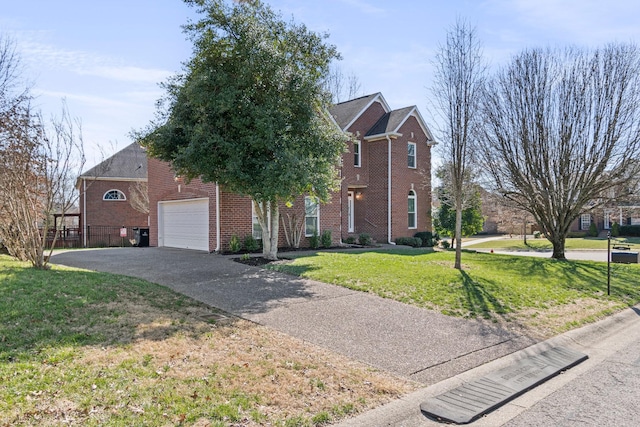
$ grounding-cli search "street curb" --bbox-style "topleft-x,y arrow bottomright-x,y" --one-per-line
334,304 -> 640,427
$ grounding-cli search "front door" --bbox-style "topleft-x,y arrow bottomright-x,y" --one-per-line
347,191 -> 355,233
604,211 -> 611,230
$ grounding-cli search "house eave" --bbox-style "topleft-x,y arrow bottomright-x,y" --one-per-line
364,132 -> 402,142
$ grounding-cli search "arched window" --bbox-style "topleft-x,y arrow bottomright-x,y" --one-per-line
103,189 -> 126,201
408,190 -> 417,229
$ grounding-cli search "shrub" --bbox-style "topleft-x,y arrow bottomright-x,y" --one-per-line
395,237 -> 422,247
344,236 -> 356,244
243,235 -> 260,252
588,222 -> 598,237
358,233 -> 372,246
413,231 -> 436,247
441,240 -> 450,249
611,222 -> 620,237
321,230 -> 332,248
620,225 -> 640,237
309,230 -> 319,249
567,231 -> 587,238
229,235 -> 241,253
533,231 -> 542,239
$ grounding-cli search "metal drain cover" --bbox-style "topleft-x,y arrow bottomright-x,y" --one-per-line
420,346 -> 588,424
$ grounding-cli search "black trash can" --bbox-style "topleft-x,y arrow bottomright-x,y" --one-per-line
138,228 -> 149,247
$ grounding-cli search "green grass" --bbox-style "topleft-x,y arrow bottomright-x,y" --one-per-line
464,236 -> 640,250
0,255 -> 411,426
269,249 -> 640,323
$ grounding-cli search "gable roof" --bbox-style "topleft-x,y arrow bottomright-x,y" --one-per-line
365,105 -> 436,144
329,93 -> 391,131
365,106 -> 415,137
78,142 -> 148,181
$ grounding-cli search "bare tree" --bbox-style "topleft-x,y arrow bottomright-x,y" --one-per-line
324,63 -> 363,103
431,20 -> 486,269
479,45 -> 640,259
0,101 -> 84,268
129,181 -> 149,214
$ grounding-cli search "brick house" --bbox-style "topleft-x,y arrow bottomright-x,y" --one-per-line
77,142 -> 149,247
147,92 -> 435,252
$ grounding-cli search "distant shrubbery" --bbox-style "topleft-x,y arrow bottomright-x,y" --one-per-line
567,231 -> 587,238
321,230 -> 332,248
395,237 -> 422,247
358,233 -> 372,246
620,225 -> 640,237
413,231 -> 438,247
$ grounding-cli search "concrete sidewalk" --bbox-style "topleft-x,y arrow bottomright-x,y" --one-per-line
335,304 -> 640,426
51,247 -> 536,385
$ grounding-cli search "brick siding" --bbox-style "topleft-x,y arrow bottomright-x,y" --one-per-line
146,97 -> 433,250
79,179 -> 149,228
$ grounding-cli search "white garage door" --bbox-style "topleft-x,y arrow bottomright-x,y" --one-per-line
159,199 -> 210,251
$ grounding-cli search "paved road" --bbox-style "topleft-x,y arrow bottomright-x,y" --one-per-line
336,306 -> 640,426
51,247 -> 536,385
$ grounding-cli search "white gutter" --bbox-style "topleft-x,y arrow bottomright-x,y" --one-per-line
386,135 -> 395,245
215,183 -> 221,252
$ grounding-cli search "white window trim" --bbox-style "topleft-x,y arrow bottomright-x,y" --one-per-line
103,189 -> 126,201
304,196 -> 320,237
353,140 -> 361,168
347,191 -> 355,233
408,190 -> 417,229
580,213 -> 591,230
408,142 -> 417,169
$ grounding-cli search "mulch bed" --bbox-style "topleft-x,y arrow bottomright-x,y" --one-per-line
233,256 -> 280,266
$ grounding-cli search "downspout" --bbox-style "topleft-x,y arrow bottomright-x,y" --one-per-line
83,179 -> 87,248
215,183 -> 221,252
339,168 -> 344,245
386,135 -> 395,245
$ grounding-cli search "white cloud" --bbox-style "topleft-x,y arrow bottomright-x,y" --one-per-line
19,38 -> 172,84
76,66 -> 172,84
483,0 -> 640,46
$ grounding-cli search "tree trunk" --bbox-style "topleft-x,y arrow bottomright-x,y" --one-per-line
265,202 -> 279,260
549,233 -> 567,260
454,203 -> 463,269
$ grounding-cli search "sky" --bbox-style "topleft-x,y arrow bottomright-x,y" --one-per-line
3,0 -> 640,169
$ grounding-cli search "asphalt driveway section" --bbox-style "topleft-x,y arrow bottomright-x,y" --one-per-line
51,247 -> 537,384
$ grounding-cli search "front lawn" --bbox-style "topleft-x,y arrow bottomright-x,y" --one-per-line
0,255 -> 414,426
464,236 -> 640,250
269,249 -> 640,337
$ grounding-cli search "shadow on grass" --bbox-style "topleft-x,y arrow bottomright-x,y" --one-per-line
459,271 -> 509,319
0,258 -> 232,364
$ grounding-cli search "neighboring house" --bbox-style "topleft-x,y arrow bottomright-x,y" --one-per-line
76,142 -> 149,247
147,92 -> 435,252
572,203 -> 640,234
479,189 -> 538,235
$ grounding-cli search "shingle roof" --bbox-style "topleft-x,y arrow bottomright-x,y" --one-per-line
329,93 -> 382,130
79,142 -> 147,180
365,106 -> 416,137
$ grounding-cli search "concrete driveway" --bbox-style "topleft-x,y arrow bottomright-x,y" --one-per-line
51,247 -> 537,385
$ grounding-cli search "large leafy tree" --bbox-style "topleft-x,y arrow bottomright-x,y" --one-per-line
479,45 -> 640,259
141,0 -> 347,259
